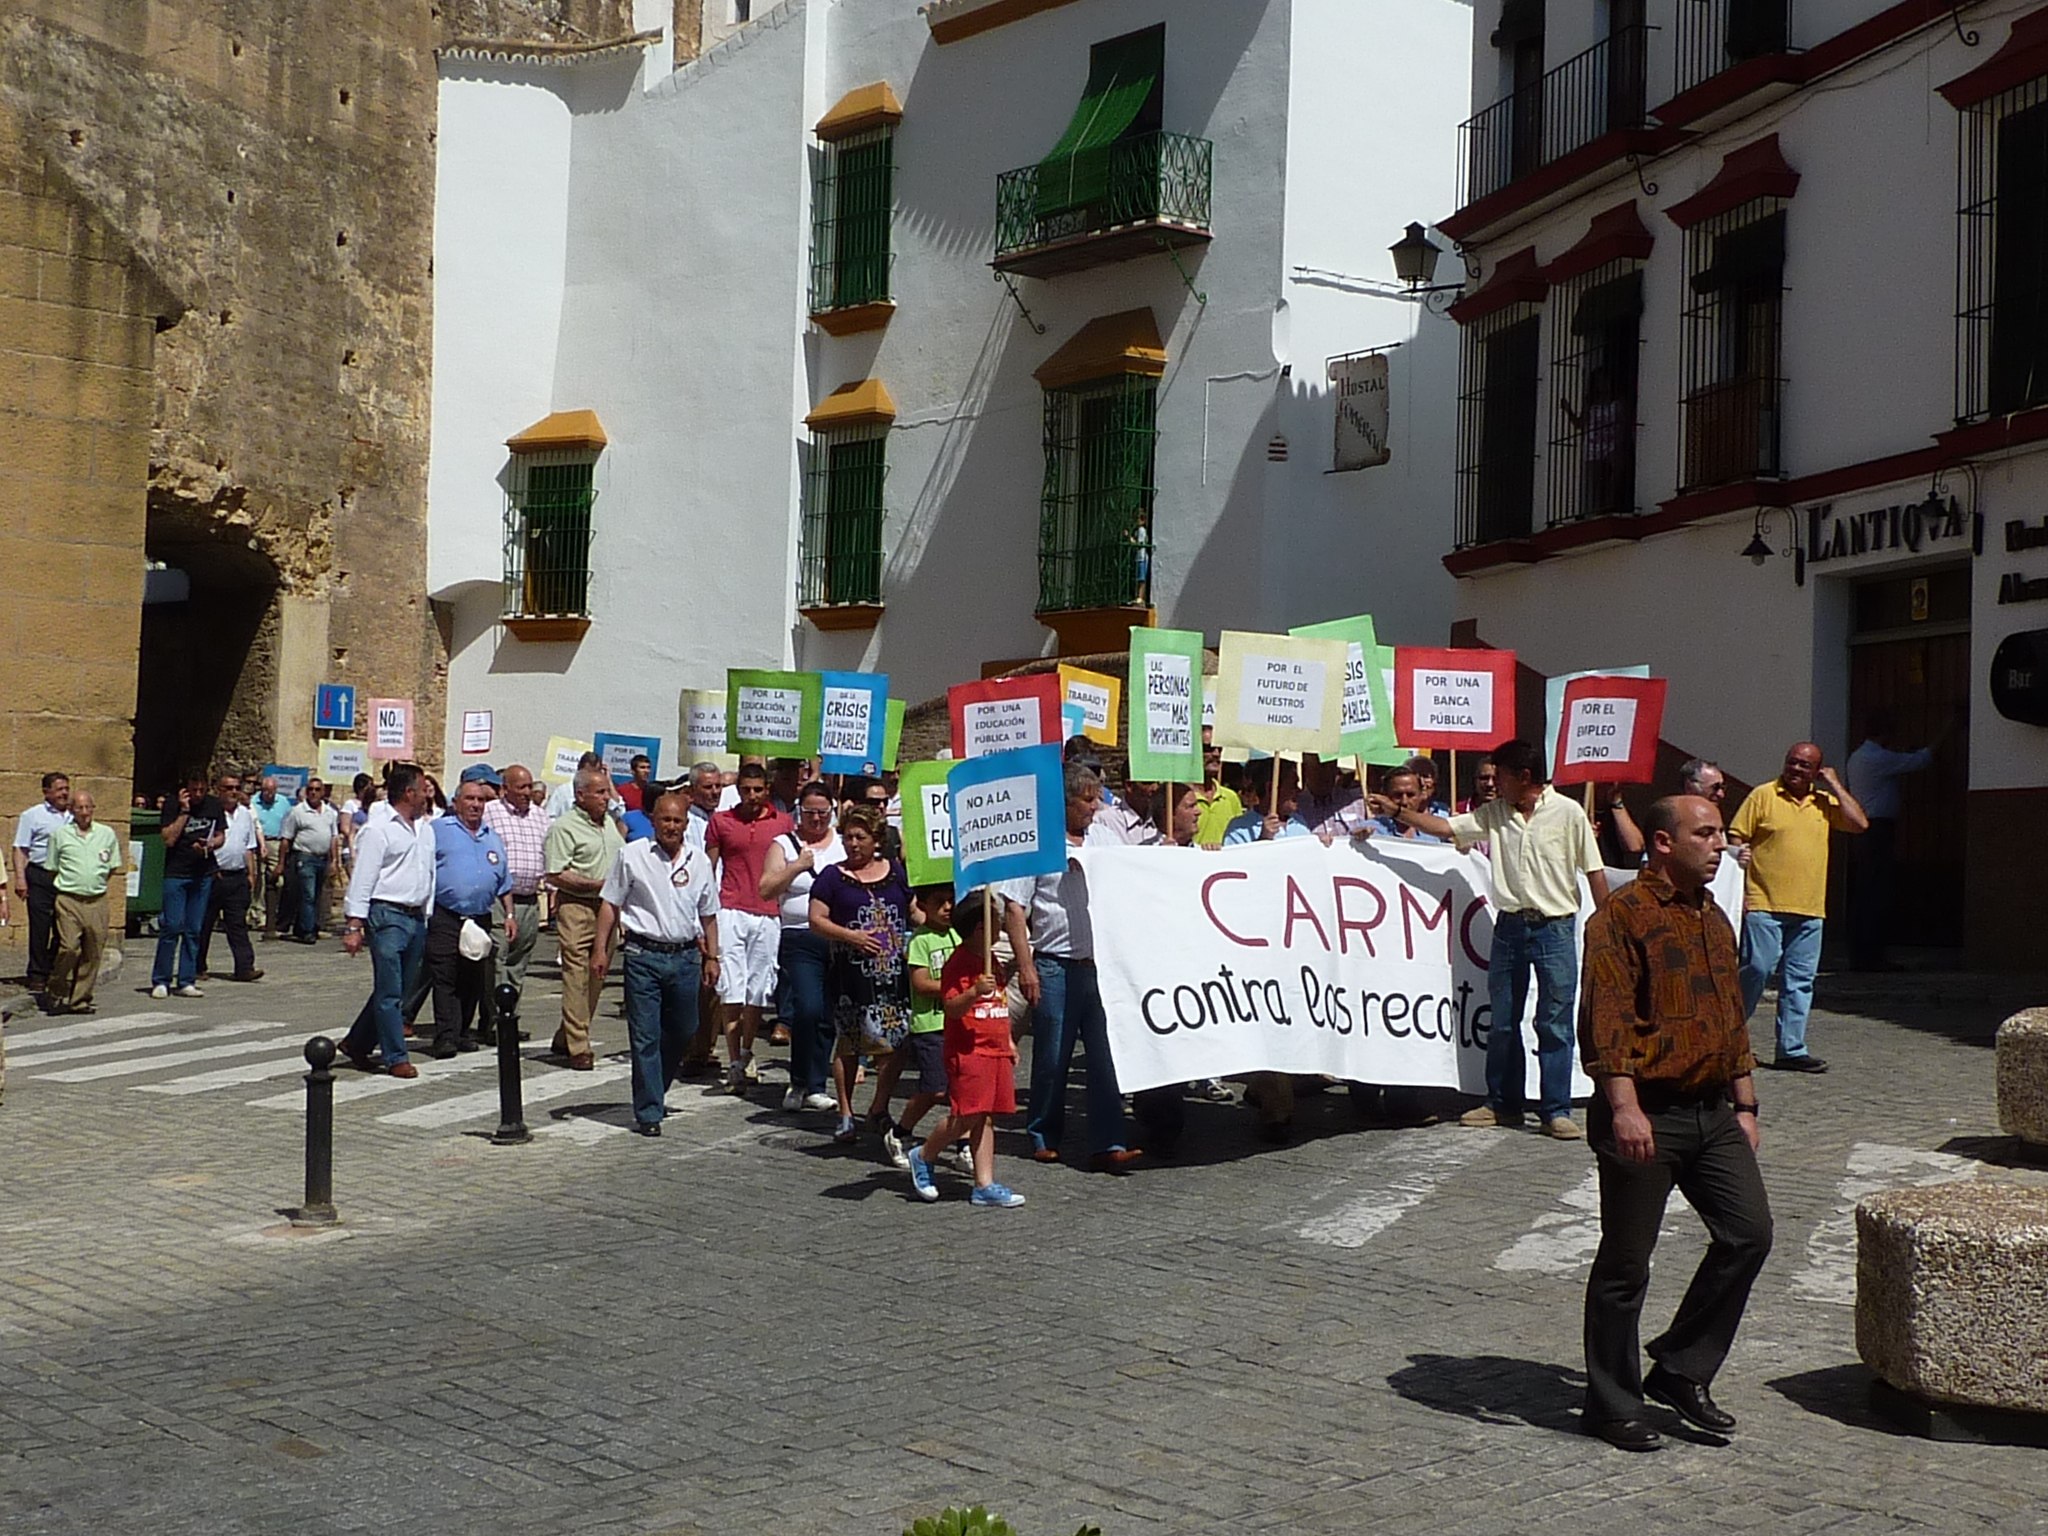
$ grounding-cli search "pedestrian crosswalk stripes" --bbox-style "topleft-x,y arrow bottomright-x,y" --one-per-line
246,1049 -> 501,1109
1,1010 -> 185,1051
28,1028 -> 301,1084
377,1061 -> 634,1128
136,1051 -> 334,1096
9,1019 -> 286,1069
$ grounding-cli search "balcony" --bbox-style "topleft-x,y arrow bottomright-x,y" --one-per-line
1659,0 -> 1799,128
993,130 -> 1211,279
1457,24 -> 1650,208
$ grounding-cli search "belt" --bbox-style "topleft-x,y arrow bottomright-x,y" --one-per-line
371,898 -> 426,917
1632,1083 -> 1736,1114
1503,908 -> 1572,925
624,933 -> 697,953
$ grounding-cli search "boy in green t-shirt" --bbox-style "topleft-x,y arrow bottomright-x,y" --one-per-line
888,885 -> 960,1168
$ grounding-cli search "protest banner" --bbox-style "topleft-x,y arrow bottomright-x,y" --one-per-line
946,743 -> 1066,896
317,741 -> 367,783
818,670 -> 890,775
882,698 -> 905,772
258,763 -> 311,798
594,731 -> 661,784
679,688 -> 739,772
541,736 -> 592,786
1553,676 -> 1666,786
896,761 -> 955,887
727,669 -> 823,757
1057,664 -> 1121,748
1212,630 -> 1345,756
365,697 -> 414,759
1392,646 -> 1518,750
1078,839 -> 1743,1095
1290,614 -> 1397,762
460,710 -> 493,755
1541,665 -> 1649,776
1364,646 -> 1415,767
948,674 -> 1063,760
1125,627 -> 1205,782
1062,701 -> 1086,743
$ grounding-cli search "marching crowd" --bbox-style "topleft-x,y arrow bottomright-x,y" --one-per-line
6,713 -> 1938,1445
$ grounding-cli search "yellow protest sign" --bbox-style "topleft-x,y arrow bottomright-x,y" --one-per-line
1057,664 -> 1121,747
1212,631 -> 1346,756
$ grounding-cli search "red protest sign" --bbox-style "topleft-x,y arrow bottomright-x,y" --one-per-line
1392,647 -> 1518,749
948,674 -> 1064,759
1553,676 -> 1665,785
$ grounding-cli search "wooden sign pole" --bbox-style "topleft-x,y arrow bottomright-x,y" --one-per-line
1447,750 -> 1458,814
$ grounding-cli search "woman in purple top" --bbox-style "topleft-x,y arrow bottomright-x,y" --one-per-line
808,804 -> 914,1145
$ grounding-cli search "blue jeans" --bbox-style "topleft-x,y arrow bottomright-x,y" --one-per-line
777,928 -> 831,1097
343,903 -> 425,1067
1740,911 -> 1823,1060
290,851 -> 328,937
1026,955 -> 1128,1156
152,874 -> 213,989
623,942 -> 703,1125
1485,912 -> 1580,1123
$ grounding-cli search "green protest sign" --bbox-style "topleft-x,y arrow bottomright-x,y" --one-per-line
1291,614 -> 1397,762
882,698 -> 905,772
1124,627 -> 1205,781
1362,645 -> 1415,766
896,760 -> 954,887
725,669 -> 822,757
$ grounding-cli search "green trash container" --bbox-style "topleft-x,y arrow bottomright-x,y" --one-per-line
126,808 -> 165,937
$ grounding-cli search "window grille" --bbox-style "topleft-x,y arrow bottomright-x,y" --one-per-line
502,451 -> 597,618
1039,374 -> 1157,613
1957,78 -> 2048,423
1547,261 -> 1644,524
1459,19 -> 1650,205
1679,199 -> 1786,491
1455,304 -> 1543,547
1676,0 -> 1792,98
809,129 -> 894,314
799,427 -> 887,607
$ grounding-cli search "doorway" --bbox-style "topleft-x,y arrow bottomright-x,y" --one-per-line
1845,565 -> 1970,949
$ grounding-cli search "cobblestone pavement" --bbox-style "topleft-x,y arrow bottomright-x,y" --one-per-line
0,936 -> 2043,1536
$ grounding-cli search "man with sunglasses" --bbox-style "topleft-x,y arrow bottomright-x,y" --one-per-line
1726,743 -> 1869,1073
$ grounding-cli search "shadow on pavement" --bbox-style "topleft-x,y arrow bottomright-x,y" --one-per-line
1386,1353 -> 1586,1433
1765,1363 -> 1896,1434
1935,1133 -> 2048,1170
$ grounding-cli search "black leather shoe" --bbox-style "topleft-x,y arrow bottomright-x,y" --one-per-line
634,1120 -> 662,1138
1645,1365 -> 1737,1432
1583,1415 -> 1663,1452
1768,1054 -> 1828,1074
430,1043 -> 459,1061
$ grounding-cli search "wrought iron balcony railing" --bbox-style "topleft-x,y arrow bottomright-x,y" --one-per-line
1458,24 -> 1650,207
1674,0 -> 1793,100
994,130 -> 1212,277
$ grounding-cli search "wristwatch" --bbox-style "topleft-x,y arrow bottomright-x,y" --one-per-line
1732,1101 -> 1759,1118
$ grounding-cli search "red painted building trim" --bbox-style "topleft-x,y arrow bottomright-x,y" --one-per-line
1938,7 -> 2048,107
1438,128 -> 1680,244
1652,52 -> 1803,129
1665,135 -> 1800,228
1538,200 -> 1655,284
1445,246 -> 1547,326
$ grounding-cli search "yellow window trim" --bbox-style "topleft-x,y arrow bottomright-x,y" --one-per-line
804,378 -> 899,431
816,82 -> 904,142
1032,308 -> 1168,391
505,408 -> 608,453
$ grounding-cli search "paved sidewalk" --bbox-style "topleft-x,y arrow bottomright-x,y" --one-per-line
0,937 -> 2043,1535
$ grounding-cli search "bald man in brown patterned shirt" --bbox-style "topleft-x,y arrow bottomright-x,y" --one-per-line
1576,795 -> 1772,1454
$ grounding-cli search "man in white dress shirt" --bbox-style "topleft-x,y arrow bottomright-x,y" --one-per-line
1844,708 -> 1946,971
339,763 -> 436,1078
10,772 -> 72,996
594,792 -> 722,1136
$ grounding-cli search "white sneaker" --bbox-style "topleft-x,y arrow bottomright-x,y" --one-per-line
741,1054 -> 760,1084
781,1087 -> 803,1112
801,1092 -> 837,1112
172,985 -> 205,999
942,1143 -> 975,1174
882,1128 -> 911,1170
151,984 -> 169,1000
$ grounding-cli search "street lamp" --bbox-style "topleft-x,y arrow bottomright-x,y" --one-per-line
1389,222 -> 1442,289
1739,508 -> 1805,586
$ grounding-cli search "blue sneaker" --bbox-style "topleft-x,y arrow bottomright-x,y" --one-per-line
833,1115 -> 858,1144
907,1147 -> 939,1202
969,1182 -> 1026,1208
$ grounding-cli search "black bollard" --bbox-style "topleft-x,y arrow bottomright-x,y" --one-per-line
490,981 -> 530,1145
291,1035 -> 339,1227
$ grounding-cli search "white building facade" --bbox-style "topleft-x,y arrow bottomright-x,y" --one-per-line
1435,0 -> 2048,968
426,0 -> 1471,779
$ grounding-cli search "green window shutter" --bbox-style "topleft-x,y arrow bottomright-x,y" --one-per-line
510,458 -> 597,617
1036,26 -> 1163,221
811,131 -> 894,313
803,430 -> 886,606
1038,376 -> 1156,613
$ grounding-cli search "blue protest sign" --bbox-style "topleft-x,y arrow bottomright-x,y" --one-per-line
593,731 -> 661,785
947,743 -> 1066,896
259,763 -> 311,798
817,670 -> 890,776
315,683 -> 356,732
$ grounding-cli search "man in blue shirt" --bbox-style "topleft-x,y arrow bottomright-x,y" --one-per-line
250,774 -> 295,937
1373,768 -> 1447,843
426,776 -> 515,1058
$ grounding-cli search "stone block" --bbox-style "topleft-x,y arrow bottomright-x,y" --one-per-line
1996,1008 -> 2048,1147
1857,1184 -> 2048,1413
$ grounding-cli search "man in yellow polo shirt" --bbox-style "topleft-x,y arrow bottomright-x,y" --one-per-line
1191,733 -> 1243,849
1726,741 -> 1868,1073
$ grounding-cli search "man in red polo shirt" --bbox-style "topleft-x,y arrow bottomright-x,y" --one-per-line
705,760 -> 794,1093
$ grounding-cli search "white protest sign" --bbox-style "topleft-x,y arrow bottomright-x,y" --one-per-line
1412,665 -> 1493,736
1145,653 -> 1193,754
1238,654 -> 1328,731
1561,696 -> 1639,771
961,698 -> 1043,757
366,697 -> 413,758
952,773 -> 1040,867
318,740 -> 368,783
736,685 -> 806,744
820,685 -> 874,760
1202,681 -> 1216,728
460,710 -> 492,755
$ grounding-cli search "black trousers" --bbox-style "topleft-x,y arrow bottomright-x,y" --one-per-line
426,907 -> 494,1050
198,867 -> 256,977
1850,816 -> 1897,969
24,862 -> 58,986
1583,1093 -> 1773,1423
